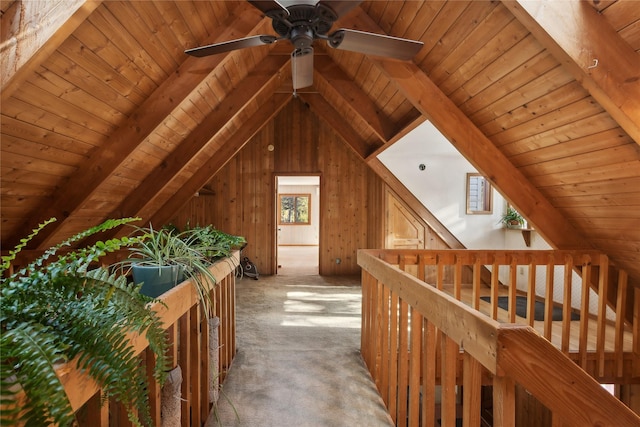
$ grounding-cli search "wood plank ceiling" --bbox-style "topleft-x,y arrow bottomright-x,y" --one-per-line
1,1 -> 639,287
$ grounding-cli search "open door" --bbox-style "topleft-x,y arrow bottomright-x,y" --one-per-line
275,175 -> 320,275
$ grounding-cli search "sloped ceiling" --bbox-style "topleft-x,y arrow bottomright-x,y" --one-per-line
1,1 -> 639,288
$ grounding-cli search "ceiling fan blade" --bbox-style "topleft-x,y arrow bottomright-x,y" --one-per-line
328,29 -> 423,60
317,1 -> 363,20
185,35 -> 277,57
248,1 -> 289,19
291,47 -> 314,90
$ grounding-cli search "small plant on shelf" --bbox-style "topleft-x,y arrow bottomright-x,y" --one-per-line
499,205 -> 525,229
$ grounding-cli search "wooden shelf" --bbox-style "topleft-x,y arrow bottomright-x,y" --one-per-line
505,227 -> 535,247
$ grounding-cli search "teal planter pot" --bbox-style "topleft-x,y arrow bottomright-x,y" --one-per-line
133,264 -> 185,298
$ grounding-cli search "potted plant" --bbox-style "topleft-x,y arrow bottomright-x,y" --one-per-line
0,218 -> 168,426
116,224 -> 242,316
181,224 -> 246,261
500,205 -> 525,229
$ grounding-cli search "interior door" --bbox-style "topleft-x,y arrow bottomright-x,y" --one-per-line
385,189 -> 425,249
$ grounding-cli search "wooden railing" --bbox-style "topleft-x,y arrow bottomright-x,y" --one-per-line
358,249 -> 640,427
62,252 -> 238,426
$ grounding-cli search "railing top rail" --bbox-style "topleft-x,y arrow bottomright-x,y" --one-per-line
499,326 -> 640,426
360,248 -> 605,266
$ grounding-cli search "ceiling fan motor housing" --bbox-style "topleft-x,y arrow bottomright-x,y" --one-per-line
271,4 -> 335,49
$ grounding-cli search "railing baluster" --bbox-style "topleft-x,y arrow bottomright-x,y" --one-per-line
508,255 -> 518,323
579,257 -> 592,370
544,255 -> 555,340
408,307 -> 422,427
360,272 -> 372,371
381,283 -> 391,406
597,254 -> 609,377
614,269 -> 628,377
398,299 -> 410,426
491,259 -> 500,320
189,306 -> 201,426
200,306 -> 211,422
146,348 -> 161,425
472,256 -> 481,311
633,287 -> 640,376
562,254 -> 573,353
454,255 -> 463,301
526,256 -> 536,327
389,290 -> 399,424
436,255 -> 445,291
179,311 -> 191,426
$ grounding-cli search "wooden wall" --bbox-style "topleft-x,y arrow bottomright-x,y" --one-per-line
172,98 -> 384,276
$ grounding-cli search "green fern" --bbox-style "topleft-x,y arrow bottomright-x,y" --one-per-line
0,218 -> 168,426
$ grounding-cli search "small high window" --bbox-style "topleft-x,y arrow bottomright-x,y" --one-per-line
466,173 -> 493,214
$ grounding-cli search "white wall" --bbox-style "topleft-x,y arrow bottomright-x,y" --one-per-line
378,121 -> 508,249
378,121 -> 611,318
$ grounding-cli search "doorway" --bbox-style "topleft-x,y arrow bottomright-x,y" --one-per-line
275,175 -> 320,275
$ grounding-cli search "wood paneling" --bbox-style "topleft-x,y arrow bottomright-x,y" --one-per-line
1,0 -> 639,285
173,99 -> 384,275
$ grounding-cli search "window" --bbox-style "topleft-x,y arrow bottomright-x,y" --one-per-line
279,194 -> 310,224
466,173 -> 493,214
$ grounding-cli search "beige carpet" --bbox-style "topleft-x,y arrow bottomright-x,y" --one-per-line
277,245 -> 319,276
206,274 -> 393,427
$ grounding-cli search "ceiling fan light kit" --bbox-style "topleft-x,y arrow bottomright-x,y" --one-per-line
185,0 -> 423,90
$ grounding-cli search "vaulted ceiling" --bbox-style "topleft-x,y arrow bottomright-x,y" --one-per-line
1,1 -> 639,287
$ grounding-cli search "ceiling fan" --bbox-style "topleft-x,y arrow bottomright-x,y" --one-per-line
185,0 -> 423,90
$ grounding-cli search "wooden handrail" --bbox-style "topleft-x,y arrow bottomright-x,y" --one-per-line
358,248 -> 501,374
358,249 -> 640,427
497,325 -> 639,426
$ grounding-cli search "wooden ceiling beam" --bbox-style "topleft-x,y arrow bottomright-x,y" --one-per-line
377,58 -> 591,250
340,7 -> 591,250
298,92 -> 371,159
108,55 -> 291,223
7,2 -> 266,249
147,93 -> 292,228
503,0 -> 640,145
313,55 -> 396,143
1,0 -> 102,101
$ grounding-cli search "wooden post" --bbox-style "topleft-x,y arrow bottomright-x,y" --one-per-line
389,290 -> 399,424
179,312 -> 191,427
462,353 -> 482,427
422,319 -> 437,427
441,335 -> 459,426
398,298 -> 410,425
492,375 -> 515,427
408,307 -> 422,427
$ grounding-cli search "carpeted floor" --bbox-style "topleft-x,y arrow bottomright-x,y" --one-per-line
206,274 -> 393,427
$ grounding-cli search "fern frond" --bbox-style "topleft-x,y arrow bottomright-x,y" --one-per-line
1,323 -> 74,426
0,218 -> 57,274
